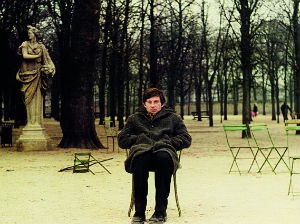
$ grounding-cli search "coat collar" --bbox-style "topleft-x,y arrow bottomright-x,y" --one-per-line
136,106 -> 174,120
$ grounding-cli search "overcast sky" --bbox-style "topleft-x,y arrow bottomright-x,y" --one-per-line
193,0 -> 283,27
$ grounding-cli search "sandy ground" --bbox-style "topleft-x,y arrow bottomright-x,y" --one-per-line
0,115 -> 300,224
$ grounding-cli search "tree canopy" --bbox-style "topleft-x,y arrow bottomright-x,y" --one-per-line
1,0 -> 300,148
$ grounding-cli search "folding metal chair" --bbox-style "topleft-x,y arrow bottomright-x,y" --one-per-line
73,152 -> 92,173
127,149 -> 182,217
250,123 -> 289,174
223,124 -> 259,175
285,119 -> 300,196
103,120 -> 119,152
59,153 -> 113,174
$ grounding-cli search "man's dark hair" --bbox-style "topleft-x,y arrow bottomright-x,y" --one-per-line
142,88 -> 166,104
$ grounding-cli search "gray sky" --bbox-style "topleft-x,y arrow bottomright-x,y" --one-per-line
194,0 -> 284,28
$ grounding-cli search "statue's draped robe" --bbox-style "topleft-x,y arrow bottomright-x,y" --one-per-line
16,41 -> 55,127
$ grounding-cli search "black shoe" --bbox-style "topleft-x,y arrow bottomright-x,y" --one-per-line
148,211 -> 167,223
131,212 -> 145,224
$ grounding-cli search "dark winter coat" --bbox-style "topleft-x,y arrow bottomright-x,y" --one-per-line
118,106 -> 192,173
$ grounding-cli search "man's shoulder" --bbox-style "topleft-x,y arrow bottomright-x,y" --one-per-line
162,108 -> 182,121
127,111 -> 144,120
164,107 -> 179,115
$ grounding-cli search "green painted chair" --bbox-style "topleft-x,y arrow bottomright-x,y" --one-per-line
73,152 -> 92,173
59,153 -> 112,174
223,124 -> 259,175
285,119 -> 300,196
250,123 -> 289,174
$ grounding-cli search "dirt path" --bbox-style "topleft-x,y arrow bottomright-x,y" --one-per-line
0,115 -> 299,224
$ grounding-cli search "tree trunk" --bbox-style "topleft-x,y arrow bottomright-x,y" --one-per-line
293,1 -> 300,122
223,57 -> 229,120
239,0 -> 253,137
116,0 -> 130,130
149,0 -> 158,87
99,0 -> 112,125
137,0 -> 146,105
232,68 -> 239,115
59,0 -> 105,149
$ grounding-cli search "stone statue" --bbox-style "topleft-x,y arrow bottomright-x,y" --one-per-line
16,25 -> 55,151
16,25 -> 55,127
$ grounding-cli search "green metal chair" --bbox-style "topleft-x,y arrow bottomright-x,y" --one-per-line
285,119 -> 300,196
73,152 -> 92,173
59,153 -> 112,174
249,123 -> 289,174
223,124 -> 259,175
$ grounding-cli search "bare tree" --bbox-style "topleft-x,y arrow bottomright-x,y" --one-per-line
98,0 -> 113,125
47,0 -> 74,122
58,0 -> 105,148
292,0 -> 300,119
117,0 -> 131,130
234,0 -> 260,135
149,0 -> 158,87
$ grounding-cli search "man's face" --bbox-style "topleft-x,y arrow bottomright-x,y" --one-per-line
144,96 -> 164,115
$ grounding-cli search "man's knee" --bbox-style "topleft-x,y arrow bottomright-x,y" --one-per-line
133,153 -> 152,172
154,151 -> 173,170
156,151 -> 172,160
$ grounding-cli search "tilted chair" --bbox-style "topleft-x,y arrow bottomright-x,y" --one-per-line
73,152 -> 92,174
126,149 -> 183,217
59,152 -> 113,174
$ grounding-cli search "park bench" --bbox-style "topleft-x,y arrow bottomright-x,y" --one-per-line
1,121 -> 15,147
1,121 -> 14,147
191,111 -> 209,120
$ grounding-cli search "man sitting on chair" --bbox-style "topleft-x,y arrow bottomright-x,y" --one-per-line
118,88 -> 192,224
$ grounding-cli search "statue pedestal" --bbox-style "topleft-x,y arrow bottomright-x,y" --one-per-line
16,125 -> 52,151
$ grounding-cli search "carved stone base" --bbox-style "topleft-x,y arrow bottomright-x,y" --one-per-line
16,125 -> 52,151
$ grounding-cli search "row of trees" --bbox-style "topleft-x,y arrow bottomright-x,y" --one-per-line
1,0 -> 300,148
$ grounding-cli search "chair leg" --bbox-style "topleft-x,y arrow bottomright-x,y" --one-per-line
128,173 -> 181,217
112,137 -> 115,152
273,148 -> 289,172
288,158 -> 294,195
229,148 -> 241,175
173,173 -> 181,217
248,148 -> 260,173
128,176 -> 135,217
106,137 -> 109,152
258,149 -> 275,174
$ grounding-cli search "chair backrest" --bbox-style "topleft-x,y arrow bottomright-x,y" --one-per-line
223,124 -> 251,148
73,153 -> 91,173
103,120 -> 117,136
285,119 -> 300,138
285,119 -> 300,131
285,119 -> 300,157
249,123 -> 275,148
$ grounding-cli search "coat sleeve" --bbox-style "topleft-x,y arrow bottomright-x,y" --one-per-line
170,115 -> 192,150
117,115 -> 138,149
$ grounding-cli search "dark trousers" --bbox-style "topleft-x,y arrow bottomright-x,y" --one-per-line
132,151 -> 174,214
